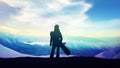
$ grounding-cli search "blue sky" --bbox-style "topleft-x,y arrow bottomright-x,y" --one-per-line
86,0 -> 120,21
0,0 -> 120,38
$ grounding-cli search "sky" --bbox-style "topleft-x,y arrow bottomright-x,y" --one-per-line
0,0 -> 120,38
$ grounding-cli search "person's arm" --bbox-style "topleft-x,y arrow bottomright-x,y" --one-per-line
59,31 -> 63,42
50,38 -> 52,46
50,31 -> 53,46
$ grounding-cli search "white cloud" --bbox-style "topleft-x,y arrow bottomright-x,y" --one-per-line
0,0 -> 93,36
0,0 -> 120,38
84,19 -> 120,38
0,1 -> 20,23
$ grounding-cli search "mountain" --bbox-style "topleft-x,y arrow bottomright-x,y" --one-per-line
0,44 -> 30,58
0,44 -> 74,58
0,31 -> 115,58
114,53 -> 120,59
95,44 -> 120,59
0,32 -> 51,56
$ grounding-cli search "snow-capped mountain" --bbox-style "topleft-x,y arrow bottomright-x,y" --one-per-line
1,32 -> 119,58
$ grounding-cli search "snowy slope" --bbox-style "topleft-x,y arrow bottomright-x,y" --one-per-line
0,44 -> 30,58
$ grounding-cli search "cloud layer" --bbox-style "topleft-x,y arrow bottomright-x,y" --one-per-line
0,1 -> 20,22
0,0 -> 120,37
0,0 -> 92,35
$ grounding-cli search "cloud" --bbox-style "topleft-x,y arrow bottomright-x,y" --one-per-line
0,0 -> 92,35
84,19 -> 120,37
1,0 -> 119,37
0,1 -> 21,22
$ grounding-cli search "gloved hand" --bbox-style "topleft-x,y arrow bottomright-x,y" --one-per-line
50,43 -> 52,46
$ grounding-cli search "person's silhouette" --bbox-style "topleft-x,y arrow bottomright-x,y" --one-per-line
50,24 -> 71,58
50,24 -> 63,58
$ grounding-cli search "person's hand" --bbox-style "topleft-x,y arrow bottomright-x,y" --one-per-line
50,43 -> 52,46
63,42 -> 66,45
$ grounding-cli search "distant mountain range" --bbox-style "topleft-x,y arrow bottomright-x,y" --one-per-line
0,31 -> 120,59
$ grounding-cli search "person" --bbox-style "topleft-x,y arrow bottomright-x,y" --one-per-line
50,24 -> 63,58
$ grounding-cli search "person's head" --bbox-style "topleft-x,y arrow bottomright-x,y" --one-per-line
54,24 -> 59,29
54,24 -> 60,32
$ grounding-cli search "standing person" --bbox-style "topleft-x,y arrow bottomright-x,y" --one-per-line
50,24 -> 63,58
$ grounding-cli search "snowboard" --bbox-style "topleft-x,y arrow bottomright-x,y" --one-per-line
60,42 -> 71,55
